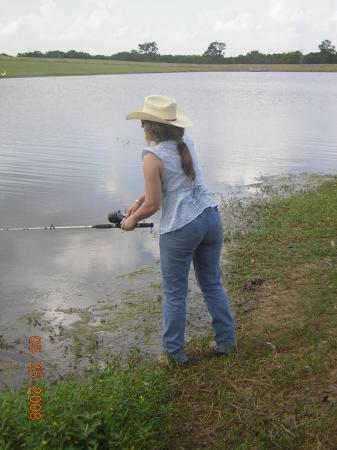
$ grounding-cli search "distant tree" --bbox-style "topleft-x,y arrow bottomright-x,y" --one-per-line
318,40 -> 336,63
303,52 -> 323,64
17,50 -> 45,58
46,50 -> 66,58
245,50 -> 265,64
318,40 -> 336,55
15,43 -> 337,65
202,42 -> 226,57
65,50 -> 91,59
282,51 -> 303,64
138,41 -> 159,55
93,54 -> 108,60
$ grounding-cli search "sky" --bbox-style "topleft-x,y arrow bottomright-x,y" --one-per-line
1,0 -> 337,57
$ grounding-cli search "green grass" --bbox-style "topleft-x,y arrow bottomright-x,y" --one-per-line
225,180 -> 337,294
164,177 -> 337,449
1,176 -> 336,449
0,351 -> 174,449
1,56 -> 337,78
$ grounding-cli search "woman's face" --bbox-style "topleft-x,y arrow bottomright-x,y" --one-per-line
141,120 -> 159,144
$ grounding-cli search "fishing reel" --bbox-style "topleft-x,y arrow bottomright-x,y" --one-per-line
108,210 -> 153,228
108,210 -> 125,227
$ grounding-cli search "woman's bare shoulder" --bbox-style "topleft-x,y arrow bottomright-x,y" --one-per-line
143,150 -> 164,174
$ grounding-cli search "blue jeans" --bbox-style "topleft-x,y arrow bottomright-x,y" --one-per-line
159,206 -> 235,363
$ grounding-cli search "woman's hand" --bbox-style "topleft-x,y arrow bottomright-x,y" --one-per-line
121,215 -> 137,231
127,194 -> 145,217
127,201 -> 140,217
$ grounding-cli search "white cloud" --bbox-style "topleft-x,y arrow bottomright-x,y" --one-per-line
84,0 -> 120,9
0,14 -> 34,36
0,18 -> 22,36
327,10 -> 337,22
131,25 -> 151,41
212,13 -> 255,33
268,0 -> 285,18
60,11 -> 126,39
58,2 -> 128,43
268,0 -> 307,22
0,1 -> 56,40
161,27 -> 198,53
40,0 -> 56,18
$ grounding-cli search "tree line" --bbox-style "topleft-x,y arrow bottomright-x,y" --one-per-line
14,40 -> 337,64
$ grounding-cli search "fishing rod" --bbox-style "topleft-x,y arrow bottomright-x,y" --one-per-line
0,211 -> 154,231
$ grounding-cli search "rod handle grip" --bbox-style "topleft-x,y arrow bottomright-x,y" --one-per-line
135,223 -> 154,228
92,224 -> 115,229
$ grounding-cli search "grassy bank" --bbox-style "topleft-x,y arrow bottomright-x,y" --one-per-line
0,352 -> 174,449
166,177 -> 337,449
1,56 -> 337,78
1,176 -> 336,449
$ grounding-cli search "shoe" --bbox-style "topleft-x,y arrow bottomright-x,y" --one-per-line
209,340 -> 232,356
158,353 -> 189,368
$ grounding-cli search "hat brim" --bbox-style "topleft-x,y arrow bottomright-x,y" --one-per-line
126,107 -> 192,128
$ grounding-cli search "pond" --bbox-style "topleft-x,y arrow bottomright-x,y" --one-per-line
0,72 -> 337,388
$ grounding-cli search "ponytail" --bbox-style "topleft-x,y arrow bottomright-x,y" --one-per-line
177,141 -> 196,181
142,120 -> 196,180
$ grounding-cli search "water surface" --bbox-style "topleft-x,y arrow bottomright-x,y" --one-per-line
0,72 -> 336,388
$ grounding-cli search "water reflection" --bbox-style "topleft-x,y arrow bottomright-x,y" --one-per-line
0,228 -> 158,322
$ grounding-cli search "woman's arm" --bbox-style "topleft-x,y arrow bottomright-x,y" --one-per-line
127,193 -> 146,217
121,152 -> 162,231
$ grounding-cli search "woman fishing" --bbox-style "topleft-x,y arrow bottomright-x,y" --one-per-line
121,95 -> 235,365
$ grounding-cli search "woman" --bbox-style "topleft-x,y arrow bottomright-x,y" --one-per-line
121,95 -> 235,365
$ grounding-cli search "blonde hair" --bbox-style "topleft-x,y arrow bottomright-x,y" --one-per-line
143,121 -> 196,181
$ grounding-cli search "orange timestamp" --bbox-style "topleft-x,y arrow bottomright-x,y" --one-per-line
28,336 -> 43,421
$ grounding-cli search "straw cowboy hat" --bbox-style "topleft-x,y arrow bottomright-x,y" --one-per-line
126,95 -> 192,128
